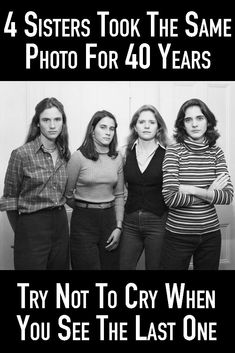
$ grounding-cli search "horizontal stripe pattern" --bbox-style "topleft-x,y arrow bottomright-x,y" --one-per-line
163,141 -> 234,235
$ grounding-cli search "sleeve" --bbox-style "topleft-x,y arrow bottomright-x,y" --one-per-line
118,145 -> 128,202
113,154 -> 125,224
210,148 -> 234,205
65,151 -> 82,206
0,149 -> 24,211
162,146 -> 194,208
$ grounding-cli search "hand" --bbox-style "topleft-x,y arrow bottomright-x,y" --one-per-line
105,228 -> 121,251
208,173 -> 229,191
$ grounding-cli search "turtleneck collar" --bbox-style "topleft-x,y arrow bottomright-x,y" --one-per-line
183,138 -> 209,153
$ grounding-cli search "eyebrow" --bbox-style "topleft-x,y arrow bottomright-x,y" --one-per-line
100,123 -> 115,127
184,114 -> 205,118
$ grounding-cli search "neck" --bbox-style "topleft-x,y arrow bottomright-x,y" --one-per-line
40,134 -> 56,149
93,137 -> 109,154
137,138 -> 158,152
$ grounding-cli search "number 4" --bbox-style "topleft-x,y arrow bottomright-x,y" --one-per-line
4,11 -> 17,37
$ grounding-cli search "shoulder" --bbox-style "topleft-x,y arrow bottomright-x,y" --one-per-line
10,142 -> 32,159
70,149 -> 85,160
210,144 -> 225,158
157,145 -> 167,155
165,142 -> 182,154
67,149 -> 86,168
110,151 -> 123,166
211,144 -> 223,153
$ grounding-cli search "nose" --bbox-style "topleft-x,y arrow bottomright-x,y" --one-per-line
144,122 -> 150,129
192,118 -> 198,127
49,120 -> 55,129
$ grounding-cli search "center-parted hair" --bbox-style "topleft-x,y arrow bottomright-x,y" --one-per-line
25,97 -> 71,162
79,110 -> 118,161
125,104 -> 169,156
174,98 -> 220,147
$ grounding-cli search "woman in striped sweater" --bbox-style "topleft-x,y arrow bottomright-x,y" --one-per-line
161,98 -> 233,270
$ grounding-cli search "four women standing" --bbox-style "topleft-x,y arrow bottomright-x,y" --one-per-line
1,97 -> 233,270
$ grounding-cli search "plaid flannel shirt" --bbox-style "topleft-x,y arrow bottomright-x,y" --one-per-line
0,136 -> 68,213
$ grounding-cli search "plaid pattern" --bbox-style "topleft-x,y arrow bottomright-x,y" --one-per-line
0,136 -> 68,213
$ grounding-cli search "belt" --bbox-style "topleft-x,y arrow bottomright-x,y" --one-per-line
75,201 -> 115,209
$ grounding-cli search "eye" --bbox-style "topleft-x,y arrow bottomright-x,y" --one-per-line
184,117 -> 192,123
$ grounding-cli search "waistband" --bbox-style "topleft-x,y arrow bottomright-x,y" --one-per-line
19,205 -> 64,215
75,201 -> 115,209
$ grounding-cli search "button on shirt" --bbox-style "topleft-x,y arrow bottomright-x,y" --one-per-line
0,136 -> 68,213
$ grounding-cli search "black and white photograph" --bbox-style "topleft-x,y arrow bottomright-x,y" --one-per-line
0,81 -> 235,271
0,1 -> 234,348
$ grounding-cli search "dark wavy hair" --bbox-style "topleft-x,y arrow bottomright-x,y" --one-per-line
79,110 -> 118,161
25,97 -> 71,162
126,104 -> 169,156
174,98 -> 220,147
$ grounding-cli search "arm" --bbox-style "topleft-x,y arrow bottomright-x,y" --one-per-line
0,150 -> 23,230
162,146 -> 195,208
119,145 -> 128,203
65,151 -> 82,209
211,148 -> 233,205
106,155 -> 125,251
179,148 -> 234,205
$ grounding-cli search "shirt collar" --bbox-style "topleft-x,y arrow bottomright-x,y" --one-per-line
32,136 -> 43,153
131,139 -> 165,150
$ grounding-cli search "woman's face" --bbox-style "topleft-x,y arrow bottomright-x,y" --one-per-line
135,110 -> 158,141
39,107 -> 63,142
184,105 -> 208,142
93,117 -> 116,146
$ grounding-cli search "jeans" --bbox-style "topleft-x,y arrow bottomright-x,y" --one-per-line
70,206 -> 119,270
160,229 -> 221,270
14,206 -> 69,270
120,210 -> 167,270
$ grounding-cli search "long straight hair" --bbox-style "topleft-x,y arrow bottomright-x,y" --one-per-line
126,104 -> 169,156
25,97 -> 71,161
79,110 -> 118,161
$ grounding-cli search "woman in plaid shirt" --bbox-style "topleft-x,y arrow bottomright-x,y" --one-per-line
0,97 -> 71,270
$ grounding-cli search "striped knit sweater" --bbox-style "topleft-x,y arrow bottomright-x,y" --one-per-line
162,139 -> 234,235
